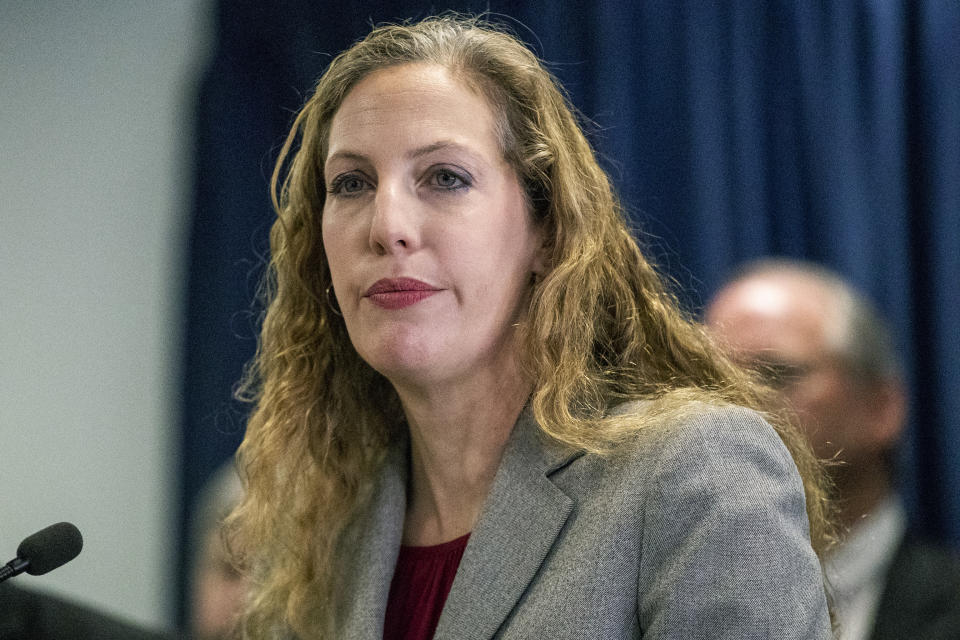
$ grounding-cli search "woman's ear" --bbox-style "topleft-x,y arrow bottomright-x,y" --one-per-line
531,226 -> 551,277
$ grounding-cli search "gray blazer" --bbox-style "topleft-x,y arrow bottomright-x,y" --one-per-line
338,403 -> 832,639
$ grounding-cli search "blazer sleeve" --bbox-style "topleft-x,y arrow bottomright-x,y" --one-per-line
635,407 -> 832,639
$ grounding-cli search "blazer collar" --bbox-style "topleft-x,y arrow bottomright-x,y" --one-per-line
434,407 -> 583,639
339,441 -> 408,638
339,408 -> 583,639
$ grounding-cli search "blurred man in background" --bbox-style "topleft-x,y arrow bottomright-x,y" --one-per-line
706,258 -> 960,640
187,463 -> 246,640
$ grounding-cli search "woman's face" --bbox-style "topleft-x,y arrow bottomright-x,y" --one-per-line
322,63 -> 544,391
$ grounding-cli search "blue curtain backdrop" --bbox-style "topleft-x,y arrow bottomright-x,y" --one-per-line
179,0 -> 960,621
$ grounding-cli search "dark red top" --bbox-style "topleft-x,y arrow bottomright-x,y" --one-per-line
383,533 -> 471,640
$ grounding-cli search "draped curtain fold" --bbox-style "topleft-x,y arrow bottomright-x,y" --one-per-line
179,0 -> 960,621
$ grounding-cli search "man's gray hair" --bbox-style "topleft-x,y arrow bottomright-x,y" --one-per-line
728,258 -> 903,385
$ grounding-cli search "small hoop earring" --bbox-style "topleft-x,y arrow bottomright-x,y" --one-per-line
325,285 -> 343,317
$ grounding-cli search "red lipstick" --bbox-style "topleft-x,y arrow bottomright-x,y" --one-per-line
363,278 -> 441,309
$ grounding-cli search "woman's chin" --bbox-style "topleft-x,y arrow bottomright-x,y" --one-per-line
360,344 -> 445,387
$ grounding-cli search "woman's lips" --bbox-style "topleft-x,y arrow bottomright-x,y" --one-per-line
363,278 -> 442,309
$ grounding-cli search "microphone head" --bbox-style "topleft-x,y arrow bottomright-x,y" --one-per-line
17,522 -> 83,575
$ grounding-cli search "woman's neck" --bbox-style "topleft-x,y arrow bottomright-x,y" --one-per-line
395,364 -> 532,546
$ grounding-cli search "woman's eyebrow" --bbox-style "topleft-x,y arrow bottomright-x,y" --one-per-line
325,150 -> 368,168
410,140 -> 486,165
410,140 -> 461,158
325,141 -> 488,170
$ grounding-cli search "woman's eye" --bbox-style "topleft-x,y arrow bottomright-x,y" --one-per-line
431,169 -> 469,190
329,174 -> 368,195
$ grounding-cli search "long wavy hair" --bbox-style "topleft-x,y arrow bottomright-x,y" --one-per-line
230,15 -> 833,638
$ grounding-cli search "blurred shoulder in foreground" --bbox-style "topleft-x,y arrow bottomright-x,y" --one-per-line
0,582 -> 176,640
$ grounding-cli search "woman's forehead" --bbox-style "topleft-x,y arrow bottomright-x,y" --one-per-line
325,63 -> 502,164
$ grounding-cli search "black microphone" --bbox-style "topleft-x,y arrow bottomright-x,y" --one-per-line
0,522 -> 83,583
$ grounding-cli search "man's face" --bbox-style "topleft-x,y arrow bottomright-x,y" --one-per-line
705,274 -> 875,464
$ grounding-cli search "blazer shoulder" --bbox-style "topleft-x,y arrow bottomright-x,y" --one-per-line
606,402 -> 830,638
548,401 -> 797,504
606,400 -> 794,478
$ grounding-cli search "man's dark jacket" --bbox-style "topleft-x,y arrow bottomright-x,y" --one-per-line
870,535 -> 960,640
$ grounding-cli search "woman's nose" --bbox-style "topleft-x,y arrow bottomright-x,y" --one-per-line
368,181 -> 419,255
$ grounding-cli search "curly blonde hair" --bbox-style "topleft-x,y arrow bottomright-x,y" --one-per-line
229,14 -> 833,638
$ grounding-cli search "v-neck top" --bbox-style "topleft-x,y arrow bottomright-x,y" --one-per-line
383,533 -> 471,640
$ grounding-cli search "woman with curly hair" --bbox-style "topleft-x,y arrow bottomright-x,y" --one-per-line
230,15 -> 834,639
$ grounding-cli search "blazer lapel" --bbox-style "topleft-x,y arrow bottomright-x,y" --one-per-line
339,444 -> 408,639
434,409 -> 581,640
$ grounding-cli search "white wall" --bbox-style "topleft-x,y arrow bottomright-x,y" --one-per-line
0,1 -> 212,631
